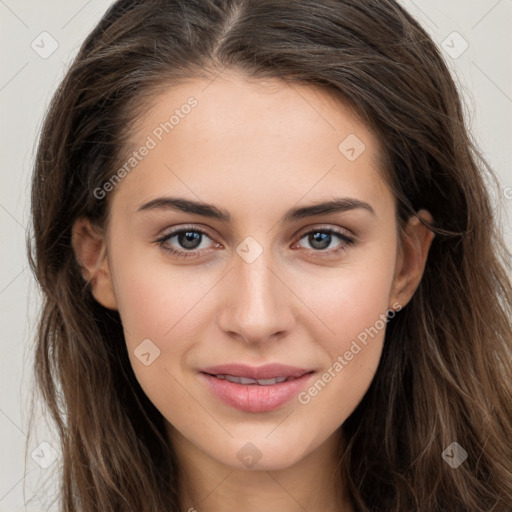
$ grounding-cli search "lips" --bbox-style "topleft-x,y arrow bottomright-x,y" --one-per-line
213,374 -> 290,385
199,363 -> 314,412
200,363 -> 311,380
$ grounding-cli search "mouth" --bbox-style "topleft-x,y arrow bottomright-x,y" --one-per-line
200,363 -> 312,380
198,363 -> 315,412
205,374 -> 297,385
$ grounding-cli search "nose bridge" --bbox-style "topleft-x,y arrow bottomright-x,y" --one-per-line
217,241 -> 293,343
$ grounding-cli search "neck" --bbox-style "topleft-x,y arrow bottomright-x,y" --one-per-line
168,426 -> 353,512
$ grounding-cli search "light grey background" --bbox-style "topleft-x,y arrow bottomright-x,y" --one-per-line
1,1 -> 511,510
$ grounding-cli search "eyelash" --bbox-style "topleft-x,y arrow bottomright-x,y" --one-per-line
154,225 -> 356,260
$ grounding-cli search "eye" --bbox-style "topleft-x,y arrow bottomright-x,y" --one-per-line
294,227 -> 355,256
155,226 -> 218,259
155,225 -> 356,260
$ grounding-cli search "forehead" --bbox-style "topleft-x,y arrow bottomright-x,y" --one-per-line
109,71 -> 392,220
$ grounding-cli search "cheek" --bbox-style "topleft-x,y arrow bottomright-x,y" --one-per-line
296,240 -> 397,353
292,245 -> 396,418
110,240 -> 209,340
112,267 -> 201,421
109,246 -> 224,402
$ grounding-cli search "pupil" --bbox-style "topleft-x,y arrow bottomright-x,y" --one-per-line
310,232 -> 330,250
179,231 -> 201,249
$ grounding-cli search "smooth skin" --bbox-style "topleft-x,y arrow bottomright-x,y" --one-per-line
72,69 -> 435,512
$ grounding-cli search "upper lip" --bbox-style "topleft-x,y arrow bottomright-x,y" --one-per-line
200,364 -> 313,380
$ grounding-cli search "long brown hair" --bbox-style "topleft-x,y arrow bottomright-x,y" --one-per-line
27,0 -> 512,510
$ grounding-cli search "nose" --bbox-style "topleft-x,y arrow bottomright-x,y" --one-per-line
216,247 -> 296,344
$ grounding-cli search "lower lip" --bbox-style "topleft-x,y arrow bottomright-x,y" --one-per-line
199,372 -> 314,413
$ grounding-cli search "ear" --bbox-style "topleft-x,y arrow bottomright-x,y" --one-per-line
71,217 -> 118,310
389,209 -> 435,309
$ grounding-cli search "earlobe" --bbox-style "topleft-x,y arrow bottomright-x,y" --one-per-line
71,217 -> 118,310
389,209 -> 435,309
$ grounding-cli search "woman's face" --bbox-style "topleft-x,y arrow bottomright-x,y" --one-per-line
77,70 -> 433,471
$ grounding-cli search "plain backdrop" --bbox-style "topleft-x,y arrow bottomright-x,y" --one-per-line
1,0 -> 511,510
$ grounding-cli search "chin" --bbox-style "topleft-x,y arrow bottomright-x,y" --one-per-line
212,432 -> 319,472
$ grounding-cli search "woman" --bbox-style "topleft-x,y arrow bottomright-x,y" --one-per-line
28,0 -> 512,510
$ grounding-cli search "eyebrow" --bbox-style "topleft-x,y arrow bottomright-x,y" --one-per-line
137,196 -> 376,222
